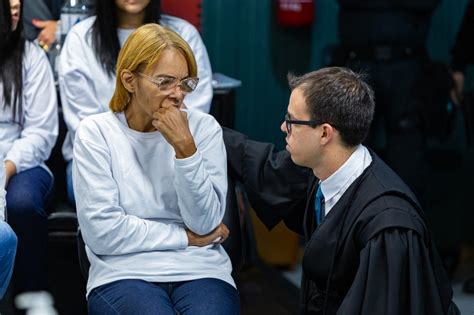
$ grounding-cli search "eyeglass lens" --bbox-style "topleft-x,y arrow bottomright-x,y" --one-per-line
158,77 -> 197,93
137,72 -> 198,93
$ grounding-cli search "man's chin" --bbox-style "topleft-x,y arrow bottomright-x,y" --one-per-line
288,152 -> 298,165
288,153 -> 306,168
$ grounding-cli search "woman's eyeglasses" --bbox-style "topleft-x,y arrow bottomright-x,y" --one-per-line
135,72 -> 199,94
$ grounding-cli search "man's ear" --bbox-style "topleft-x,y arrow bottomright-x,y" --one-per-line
320,123 -> 335,145
121,70 -> 136,93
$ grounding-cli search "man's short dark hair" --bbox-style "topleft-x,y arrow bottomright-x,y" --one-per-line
288,67 -> 375,147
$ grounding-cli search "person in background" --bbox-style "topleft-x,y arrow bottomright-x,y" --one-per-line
450,0 -> 474,294
224,67 -> 459,314
332,0 -> 444,202
0,162 -> 18,299
1,0 -> 58,293
22,0 -> 63,49
58,0 -> 213,206
74,23 -> 238,314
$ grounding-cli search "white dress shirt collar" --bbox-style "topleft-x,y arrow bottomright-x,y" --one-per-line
319,145 -> 372,215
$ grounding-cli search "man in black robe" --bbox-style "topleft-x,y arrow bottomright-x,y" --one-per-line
223,67 -> 459,314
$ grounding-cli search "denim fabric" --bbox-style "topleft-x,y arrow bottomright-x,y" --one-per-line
0,221 -> 17,298
6,166 -> 54,293
66,160 -> 76,207
88,278 -> 240,315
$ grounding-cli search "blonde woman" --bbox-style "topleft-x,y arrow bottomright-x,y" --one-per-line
73,24 -> 239,314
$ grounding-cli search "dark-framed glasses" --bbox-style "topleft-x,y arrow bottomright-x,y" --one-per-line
284,113 -> 323,134
135,72 -> 199,94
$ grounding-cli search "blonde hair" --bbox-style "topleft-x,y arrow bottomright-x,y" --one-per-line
109,23 -> 198,112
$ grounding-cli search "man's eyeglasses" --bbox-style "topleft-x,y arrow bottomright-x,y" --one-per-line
284,113 -> 323,134
135,72 -> 199,94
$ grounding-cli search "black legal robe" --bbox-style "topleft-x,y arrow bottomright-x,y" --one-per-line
223,128 -> 459,315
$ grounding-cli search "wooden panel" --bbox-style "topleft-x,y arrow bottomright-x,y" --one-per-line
249,208 -> 300,268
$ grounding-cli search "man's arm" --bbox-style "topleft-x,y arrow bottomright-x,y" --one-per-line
22,0 -> 54,41
223,127 -> 309,232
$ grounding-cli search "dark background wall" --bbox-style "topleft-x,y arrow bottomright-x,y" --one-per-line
201,0 -> 474,247
202,0 -> 471,146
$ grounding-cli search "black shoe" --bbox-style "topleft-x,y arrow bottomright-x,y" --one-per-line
463,276 -> 474,294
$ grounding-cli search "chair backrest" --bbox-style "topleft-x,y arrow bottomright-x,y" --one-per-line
77,176 -> 243,280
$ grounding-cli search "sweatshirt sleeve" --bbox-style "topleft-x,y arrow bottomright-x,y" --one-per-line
5,43 -> 58,174
174,115 -> 227,235
74,121 -> 188,256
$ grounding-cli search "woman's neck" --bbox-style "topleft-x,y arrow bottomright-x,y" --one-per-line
124,102 -> 155,133
116,9 -> 145,29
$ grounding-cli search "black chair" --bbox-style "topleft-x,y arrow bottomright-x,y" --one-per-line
46,107 -> 78,241
45,106 -> 88,314
77,176 -> 244,280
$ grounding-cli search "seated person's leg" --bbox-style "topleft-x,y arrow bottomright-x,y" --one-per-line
88,279 -> 175,315
0,221 -> 17,299
6,166 -> 53,293
66,160 -> 76,207
172,278 -> 240,315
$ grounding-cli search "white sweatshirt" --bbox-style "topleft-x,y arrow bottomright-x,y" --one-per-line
59,15 -> 213,161
73,110 -> 234,297
0,162 -> 5,221
0,41 -> 58,176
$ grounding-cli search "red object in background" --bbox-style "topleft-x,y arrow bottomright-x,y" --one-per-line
161,0 -> 202,31
277,0 -> 314,27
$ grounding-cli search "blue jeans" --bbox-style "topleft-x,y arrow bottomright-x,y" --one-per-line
66,160 -> 76,207
6,166 -> 54,293
0,221 -> 17,299
88,278 -> 240,315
